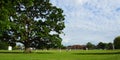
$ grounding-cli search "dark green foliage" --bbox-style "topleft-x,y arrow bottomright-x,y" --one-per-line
86,42 -> 95,50
114,36 -> 120,49
106,43 -> 113,50
85,42 -> 113,50
0,41 -> 8,50
97,42 -> 107,49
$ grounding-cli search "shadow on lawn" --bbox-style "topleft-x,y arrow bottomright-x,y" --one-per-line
73,52 -> 120,55
0,51 -> 53,54
0,52 -> 24,54
35,52 -> 53,54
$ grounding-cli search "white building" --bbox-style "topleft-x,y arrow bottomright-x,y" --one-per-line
8,46 -> 12,51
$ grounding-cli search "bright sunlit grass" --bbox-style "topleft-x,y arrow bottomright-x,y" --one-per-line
0,50 -> 120,60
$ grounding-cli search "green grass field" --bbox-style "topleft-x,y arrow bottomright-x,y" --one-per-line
0,50 -> 120,60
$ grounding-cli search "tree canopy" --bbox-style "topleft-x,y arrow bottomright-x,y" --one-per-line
0,0 -> 65,51
114,36 -> 120,49
97,42 -> 107,50
86,42 -> 95,50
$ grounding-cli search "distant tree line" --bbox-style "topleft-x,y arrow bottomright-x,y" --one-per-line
63,36 -> 120,50
62,42 -> 114,50
86,42 -> 113,50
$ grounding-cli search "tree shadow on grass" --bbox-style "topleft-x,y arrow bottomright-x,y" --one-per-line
73,52 -> 120,55
0,51 -> 24,54
0,51 -> 53,54
35,52 -> 53,54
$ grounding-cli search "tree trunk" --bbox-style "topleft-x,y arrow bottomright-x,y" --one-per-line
24,47 -> 32,53
24,42 -> 32,53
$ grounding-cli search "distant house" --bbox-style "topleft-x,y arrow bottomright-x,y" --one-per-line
67,45 -> 86,50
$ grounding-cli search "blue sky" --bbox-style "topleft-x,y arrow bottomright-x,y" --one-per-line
50,0 -> 120,46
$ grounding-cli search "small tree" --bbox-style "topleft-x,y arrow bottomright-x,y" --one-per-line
86,42 -> 95,50
114,36 -> 120,49
97,42 -> 107,50
106,43 -> 113,50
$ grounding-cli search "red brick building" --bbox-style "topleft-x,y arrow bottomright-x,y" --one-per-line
67,45 -> 86,50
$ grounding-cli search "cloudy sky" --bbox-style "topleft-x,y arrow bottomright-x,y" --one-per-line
50,0 -> 120,46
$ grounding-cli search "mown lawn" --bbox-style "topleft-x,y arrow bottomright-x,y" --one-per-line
0,50 -> 120,60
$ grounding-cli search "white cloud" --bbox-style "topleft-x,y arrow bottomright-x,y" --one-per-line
51,0 -> 120,46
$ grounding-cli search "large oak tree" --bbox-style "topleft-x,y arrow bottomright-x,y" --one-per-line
0,0 -> 65,52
